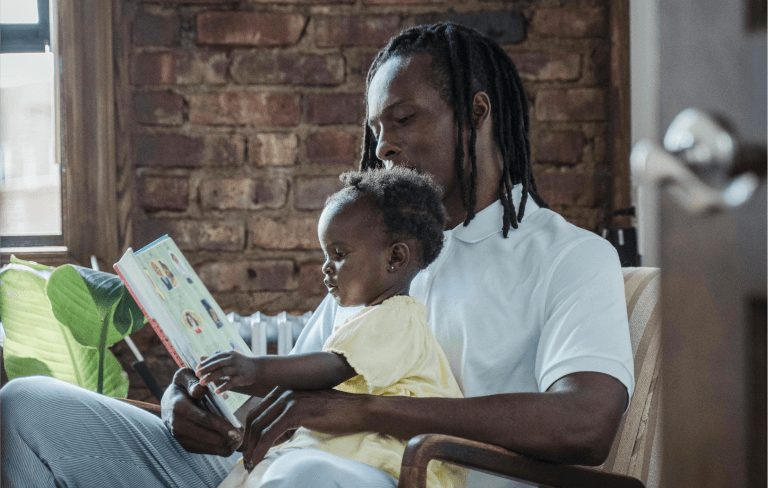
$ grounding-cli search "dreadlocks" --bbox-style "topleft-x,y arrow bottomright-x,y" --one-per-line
360,22 -> 549,237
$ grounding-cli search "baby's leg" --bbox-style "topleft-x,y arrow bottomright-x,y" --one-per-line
216,456 -> 274,488
258,449 -> 397,488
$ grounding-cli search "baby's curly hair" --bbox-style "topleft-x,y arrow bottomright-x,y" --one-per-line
325,167 -> 448,268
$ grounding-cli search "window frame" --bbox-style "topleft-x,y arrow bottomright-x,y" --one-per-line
0,0 -> 50,53
1,0 -> 122,268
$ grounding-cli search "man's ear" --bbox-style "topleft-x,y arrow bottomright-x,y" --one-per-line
388,242 -> 411,272
472,91 -> 492,129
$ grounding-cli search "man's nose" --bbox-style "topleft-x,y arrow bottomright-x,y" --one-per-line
375,133 -> 400,161
322,260 -> 333,275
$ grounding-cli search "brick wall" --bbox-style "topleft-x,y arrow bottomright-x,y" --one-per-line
112,0 -> 629,401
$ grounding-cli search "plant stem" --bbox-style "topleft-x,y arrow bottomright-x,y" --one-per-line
98,317 -> 109,394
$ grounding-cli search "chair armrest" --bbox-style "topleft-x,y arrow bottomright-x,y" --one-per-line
115,397 -> 162,417
398,434 -> 645,488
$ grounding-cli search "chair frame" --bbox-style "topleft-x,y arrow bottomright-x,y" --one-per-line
398,434 -> 645,488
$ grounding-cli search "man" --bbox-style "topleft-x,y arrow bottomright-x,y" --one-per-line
1,22 -> 632,488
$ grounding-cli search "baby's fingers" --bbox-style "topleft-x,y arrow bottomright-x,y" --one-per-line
212,378 -> 236,394
196,356 -> 232,378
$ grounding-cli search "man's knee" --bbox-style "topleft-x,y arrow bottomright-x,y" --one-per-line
1,376 -> 69,426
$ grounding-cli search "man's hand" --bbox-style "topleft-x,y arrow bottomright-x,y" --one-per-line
240,387 -> 371,471
161,368 -> 244,456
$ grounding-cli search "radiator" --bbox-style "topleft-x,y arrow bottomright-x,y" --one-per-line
227,311 -> 312,356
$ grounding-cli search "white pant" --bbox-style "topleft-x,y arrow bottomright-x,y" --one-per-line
218,449 -> 397,488
1,376 -> 397,488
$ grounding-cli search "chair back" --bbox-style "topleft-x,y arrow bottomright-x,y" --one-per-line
599,267 -> 662,488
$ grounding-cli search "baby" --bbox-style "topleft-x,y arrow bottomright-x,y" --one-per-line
198,167 -> 466,488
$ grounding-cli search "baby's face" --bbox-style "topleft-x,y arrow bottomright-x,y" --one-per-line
318,202 -> 392,307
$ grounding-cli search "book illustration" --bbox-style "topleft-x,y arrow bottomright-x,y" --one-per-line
170,250 -> 194,284
158,260 -> 179,288
150,261 -> 175,291
202,298 -> 224,329
228,339 -> 244,353
143,269 -> 165,300
182,310 -> 204,334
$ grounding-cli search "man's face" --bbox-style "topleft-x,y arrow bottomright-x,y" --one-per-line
367,54 -> 458,197
318,201 -> 392,308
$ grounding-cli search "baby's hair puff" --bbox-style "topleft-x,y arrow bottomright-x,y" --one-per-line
325,166 -> 448,268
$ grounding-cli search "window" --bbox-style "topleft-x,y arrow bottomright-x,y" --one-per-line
0,0 -> 62,246
0,0 -> 121,267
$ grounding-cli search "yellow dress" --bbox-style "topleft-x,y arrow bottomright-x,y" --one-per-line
219,295 -> 467,488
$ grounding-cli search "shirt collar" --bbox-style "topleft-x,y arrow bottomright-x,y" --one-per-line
449,183 -> 541,244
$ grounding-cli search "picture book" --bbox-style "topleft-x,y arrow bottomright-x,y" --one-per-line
114,235 -> 256,429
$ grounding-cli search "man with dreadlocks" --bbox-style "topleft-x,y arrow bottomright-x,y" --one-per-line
1,22 -> 633,488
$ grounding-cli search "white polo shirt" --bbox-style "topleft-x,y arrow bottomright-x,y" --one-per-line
292,183 -> 634,486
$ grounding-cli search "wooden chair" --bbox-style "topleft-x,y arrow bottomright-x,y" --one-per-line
398,267 -> 662,488
119,267 -> 662,488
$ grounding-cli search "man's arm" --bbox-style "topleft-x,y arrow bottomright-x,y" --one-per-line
240,370 -> 627,467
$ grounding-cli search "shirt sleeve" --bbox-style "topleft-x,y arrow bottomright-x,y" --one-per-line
323,305 -> 426,391
535,237 -> 635,400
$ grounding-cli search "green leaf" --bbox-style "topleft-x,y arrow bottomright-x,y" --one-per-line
46,265 -> 145,348
0,263 -> 129,397
10,255 -> 54,272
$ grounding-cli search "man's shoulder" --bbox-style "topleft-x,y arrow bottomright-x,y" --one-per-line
499,207 -> 609,258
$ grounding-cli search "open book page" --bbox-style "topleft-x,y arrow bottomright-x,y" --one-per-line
115,235 -> 254,427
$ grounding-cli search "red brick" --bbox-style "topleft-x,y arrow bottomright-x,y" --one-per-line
135,133 -> 245,167
196,12 -> 306,46
196,260 -> 296,293
507,52 -> 580,81
532,7 -> 607,38
364,0 -> 445,5
299,262 -> 327,297
533,131 -> 585,165
303,93 -> 365,125
132,7 -> 179,46
250,0 -> 354,5
315,16 -> 402,47
138,0 -> 242,3
132,51 -> 228,85
249,133 -> 298,166
306,130 -> 356,166
295,177 -> 343,210
534,172 -> 594,207
584,44 -> 610,85
199,178 -> 288,210
231,51 -> 345,86
139,219 -> 245,251
188,92 -> 300,127
140,176 -> 189,211
133,91 -> 184,125
355,51 -> 379,77
249,216 -> 320,250
535,89 -> 606,122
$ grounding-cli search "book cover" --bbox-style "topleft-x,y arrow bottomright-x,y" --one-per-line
114,235 -> 255,429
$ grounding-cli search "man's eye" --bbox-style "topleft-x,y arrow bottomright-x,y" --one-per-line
335,251 -> 347,258
397,114 -> 414,124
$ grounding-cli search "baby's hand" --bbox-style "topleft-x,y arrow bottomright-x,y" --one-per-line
196,351 -> 259,394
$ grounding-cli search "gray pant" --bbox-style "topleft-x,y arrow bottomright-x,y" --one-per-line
1,376 -> 399,488
1,376 -> 239,488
